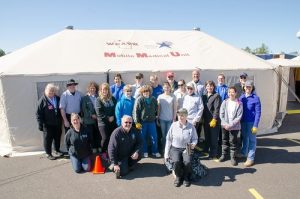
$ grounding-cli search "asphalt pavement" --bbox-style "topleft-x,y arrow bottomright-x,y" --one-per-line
1,114 -> 300,199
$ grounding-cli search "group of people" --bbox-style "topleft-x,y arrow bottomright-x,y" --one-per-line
36,70 -> 261,187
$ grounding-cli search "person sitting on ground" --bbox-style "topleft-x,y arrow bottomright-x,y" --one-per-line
65,113 -> 92,173
164,108 -> 198,187
108,115 -> 143,178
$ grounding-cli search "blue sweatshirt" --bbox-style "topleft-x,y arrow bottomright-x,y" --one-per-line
239,93 -> 261,128
215,84 -> 228,102
115,95 -> 135,126
110,83 -> 125,102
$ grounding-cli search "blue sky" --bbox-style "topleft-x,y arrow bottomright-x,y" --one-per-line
1,0 -> 300,54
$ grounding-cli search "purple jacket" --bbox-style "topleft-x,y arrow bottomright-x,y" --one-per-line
239,93 -> 261,127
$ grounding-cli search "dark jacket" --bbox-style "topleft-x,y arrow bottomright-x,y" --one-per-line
108,126 -> 143,165
133,96 -> 158,123
202,92 -> 221,122
65,126 -> 92,159
81,95 -> 97,125
95,97 -> 117,126
36,94 -> 62,130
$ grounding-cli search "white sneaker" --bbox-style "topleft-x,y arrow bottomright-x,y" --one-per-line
144,153 -> 148,158
153,153 -> 161,158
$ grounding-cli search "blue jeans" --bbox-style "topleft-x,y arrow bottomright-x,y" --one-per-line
241,122 -> 256,161
141,121 -> 158,154
160,119 -> 172,149
70,154 -> 91,173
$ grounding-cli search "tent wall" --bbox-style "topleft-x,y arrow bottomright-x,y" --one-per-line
0,69 -> 278,155
0,74 -> 106,156
0,79 -> 12,156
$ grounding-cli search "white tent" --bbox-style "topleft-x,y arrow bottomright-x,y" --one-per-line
0,29 -> 278,156
267,58 -> 300,111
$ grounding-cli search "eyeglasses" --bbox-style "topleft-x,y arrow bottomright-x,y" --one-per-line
178,84 -> 184,86
167,76 -> 174,78
143,90 -> 150,93
187,87 -> 193,90
126,90 -> 132,92
124,122 -> 132,124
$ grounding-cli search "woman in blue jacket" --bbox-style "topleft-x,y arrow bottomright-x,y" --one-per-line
115,85 -> 135,126
239,80 -> 261,167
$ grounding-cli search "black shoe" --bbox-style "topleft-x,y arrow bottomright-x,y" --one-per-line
46,154 -> 56,160
183,178 -> 191,187
174,177 -> 182,187
115,170 -> 121,179
231,158 -> 238,166
218,155 -> 226,162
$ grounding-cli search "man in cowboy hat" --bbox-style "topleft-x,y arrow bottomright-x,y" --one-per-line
60,79 -> 83,133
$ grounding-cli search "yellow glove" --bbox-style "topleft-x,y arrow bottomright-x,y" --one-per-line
209,119 -> 217,128
251,127 -> 258,134
135,123 -> 142,130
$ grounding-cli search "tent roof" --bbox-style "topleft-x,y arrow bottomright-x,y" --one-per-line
267,58 -> 300,67
0,29 -> 274,76
292,55 -> 300,61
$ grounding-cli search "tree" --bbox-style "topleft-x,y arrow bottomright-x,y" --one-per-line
0,48 -> 5,57
243,46 -> 253,54
253,43 -> 269,54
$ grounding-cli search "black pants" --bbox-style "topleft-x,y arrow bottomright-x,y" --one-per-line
203,121 -> 219,158
221,129 -> 238,157
98,121 -> 117,152
85,123 -> 101,149
64,113 -> 72,134
43,124 -> 62,155
170,146 -> 192,179
119,152 -> 142,176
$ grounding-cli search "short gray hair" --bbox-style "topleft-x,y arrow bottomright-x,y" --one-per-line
121,115 -> 132,122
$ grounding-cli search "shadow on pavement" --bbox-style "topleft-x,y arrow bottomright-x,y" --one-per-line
276,114 -> 300,134
255,147 -> 300,165
194,167 -> 256,187
258,137 -> 300,147
122,162 -> 167,180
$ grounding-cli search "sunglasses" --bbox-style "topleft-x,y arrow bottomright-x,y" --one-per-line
240,76 -> 247,79
187,87 -> 193,90
143,90 -> 150,93
124,121 -> 132,124
178,84 -> 184,86
126,90 -> 132,92
167,76 -> 174,78
136,76 -> 142,79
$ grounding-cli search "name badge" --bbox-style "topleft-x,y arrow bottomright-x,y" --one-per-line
48,105 -> 53,110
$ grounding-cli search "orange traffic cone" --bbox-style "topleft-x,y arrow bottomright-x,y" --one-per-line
92,155 -> 105,174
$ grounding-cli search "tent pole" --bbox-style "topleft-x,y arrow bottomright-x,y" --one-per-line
106,69 -> 111,84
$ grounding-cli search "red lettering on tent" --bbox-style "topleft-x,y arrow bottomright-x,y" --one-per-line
136,53 -> 148,58
170,52 -> 180,57
104,52 -> 116,57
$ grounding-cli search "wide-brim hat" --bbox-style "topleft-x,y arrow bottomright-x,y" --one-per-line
66,79 -> 78,86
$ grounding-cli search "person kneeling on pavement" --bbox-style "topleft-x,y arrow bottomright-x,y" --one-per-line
65,113 -> 92,173
164,108 -> 198,187
108,115 -> 143,178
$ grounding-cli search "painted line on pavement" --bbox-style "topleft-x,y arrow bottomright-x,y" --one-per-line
286,138 -> 300,145
287,109 -> 300,114
249,188 -> 264,199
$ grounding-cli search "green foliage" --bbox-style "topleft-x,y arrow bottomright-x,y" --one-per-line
242,43 -> 270,54
0,48 -> 5,57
